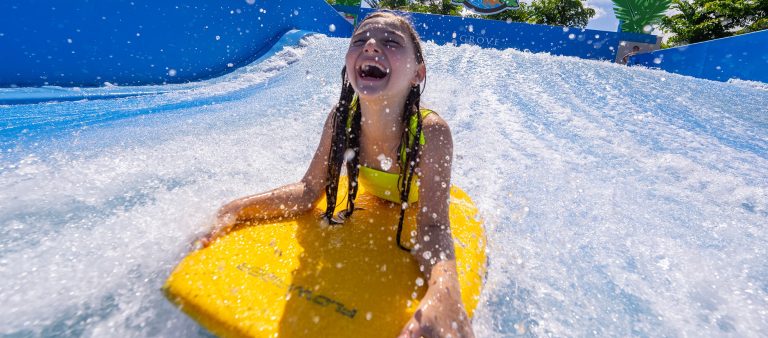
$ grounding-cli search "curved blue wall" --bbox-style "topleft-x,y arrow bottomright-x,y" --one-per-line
359,8 -> 658,62
628,30 -> 768,83
0,0 -> 352,87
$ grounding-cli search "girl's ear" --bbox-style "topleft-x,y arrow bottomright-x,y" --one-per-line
411,63 -> 426,85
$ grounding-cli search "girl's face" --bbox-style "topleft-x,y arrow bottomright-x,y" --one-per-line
345,17 -> 425,100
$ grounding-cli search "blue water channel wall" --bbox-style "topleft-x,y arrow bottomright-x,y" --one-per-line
628,30 -> 768,83
358,8 -> 658,62
0,0 -> 352,87
2,0 -> 762,88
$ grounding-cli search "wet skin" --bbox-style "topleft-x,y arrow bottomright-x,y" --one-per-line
197,15 -> 474,338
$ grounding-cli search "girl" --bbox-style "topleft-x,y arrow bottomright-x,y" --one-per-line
197,11 -> 474,338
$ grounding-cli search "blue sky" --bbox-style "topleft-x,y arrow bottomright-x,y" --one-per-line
583,0 -> 620,31
581,0 -> 670,36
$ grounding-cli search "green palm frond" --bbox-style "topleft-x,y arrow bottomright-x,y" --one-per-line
613,0 -> 672,33
337,0 -> 362,6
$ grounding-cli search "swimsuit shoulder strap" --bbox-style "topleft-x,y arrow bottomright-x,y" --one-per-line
409,108 -> 435,147
400,108 -> 436,166
346,97 -> 436,160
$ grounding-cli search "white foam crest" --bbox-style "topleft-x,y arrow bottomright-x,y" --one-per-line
417,41 -> 767,337
1,35 -> 766,337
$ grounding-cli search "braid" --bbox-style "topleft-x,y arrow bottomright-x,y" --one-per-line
324,67 -> 357,223
328,12 -> 427,245
395,85 -> 423,252
344,96 -> 362,217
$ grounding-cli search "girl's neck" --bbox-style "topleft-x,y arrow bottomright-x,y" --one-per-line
358,95 -> 408,144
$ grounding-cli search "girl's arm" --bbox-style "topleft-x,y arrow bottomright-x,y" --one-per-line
399,115 -> 475,338
195,108 -> 336,247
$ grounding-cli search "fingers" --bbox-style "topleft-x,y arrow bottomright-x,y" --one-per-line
189,211 -> 238,252
399,319 -> 430,338
190,239 -> 204,251
189,235 -> 211,251
190,229 -> 219,251
398,319 -> 420,338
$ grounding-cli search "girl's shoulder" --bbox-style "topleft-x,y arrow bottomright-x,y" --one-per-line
418,108 -> 453,148
420,108 -> 450,131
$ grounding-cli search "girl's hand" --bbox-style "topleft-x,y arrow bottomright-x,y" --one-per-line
190,211 -> 238,250
398,279 -> 474,338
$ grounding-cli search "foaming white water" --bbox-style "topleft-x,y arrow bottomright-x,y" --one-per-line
1,34 -> 766,337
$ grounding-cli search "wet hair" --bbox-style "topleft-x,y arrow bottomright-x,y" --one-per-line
323,11 -> 425,252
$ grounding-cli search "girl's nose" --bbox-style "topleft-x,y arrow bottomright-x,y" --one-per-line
363,39 -> 380,54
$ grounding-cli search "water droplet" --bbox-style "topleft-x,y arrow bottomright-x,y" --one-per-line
643,25 -> 653,33
344,149 -> 356,161
329,24 -> 336,32
377,153 -> 392,171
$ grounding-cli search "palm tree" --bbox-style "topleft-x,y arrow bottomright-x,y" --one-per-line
612,0 -> 672,33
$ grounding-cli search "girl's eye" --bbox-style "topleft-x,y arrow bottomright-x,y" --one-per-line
352,39 -> 365,46
385,40 -> 401,47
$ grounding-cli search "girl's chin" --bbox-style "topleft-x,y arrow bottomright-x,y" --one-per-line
353,80 -> 389,96
356,88 -> 386,97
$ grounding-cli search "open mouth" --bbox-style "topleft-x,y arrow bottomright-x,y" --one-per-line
358,62 -> 388,80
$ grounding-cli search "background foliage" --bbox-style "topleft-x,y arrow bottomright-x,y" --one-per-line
661,0 -> 768,46
325,0 -> 767,46
368,0 -> 596,28
612,0 -> 672,33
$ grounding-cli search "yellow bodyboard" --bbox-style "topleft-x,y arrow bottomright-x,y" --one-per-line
163,183 -> 486,338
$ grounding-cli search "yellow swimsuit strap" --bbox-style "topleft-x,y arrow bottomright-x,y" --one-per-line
400,108 -> 434,167
347,94 -> 435,168
348,96 -> 436,203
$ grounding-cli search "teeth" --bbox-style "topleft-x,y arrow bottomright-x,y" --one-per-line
358,60 -> 388,79
360,60 -> 385,70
